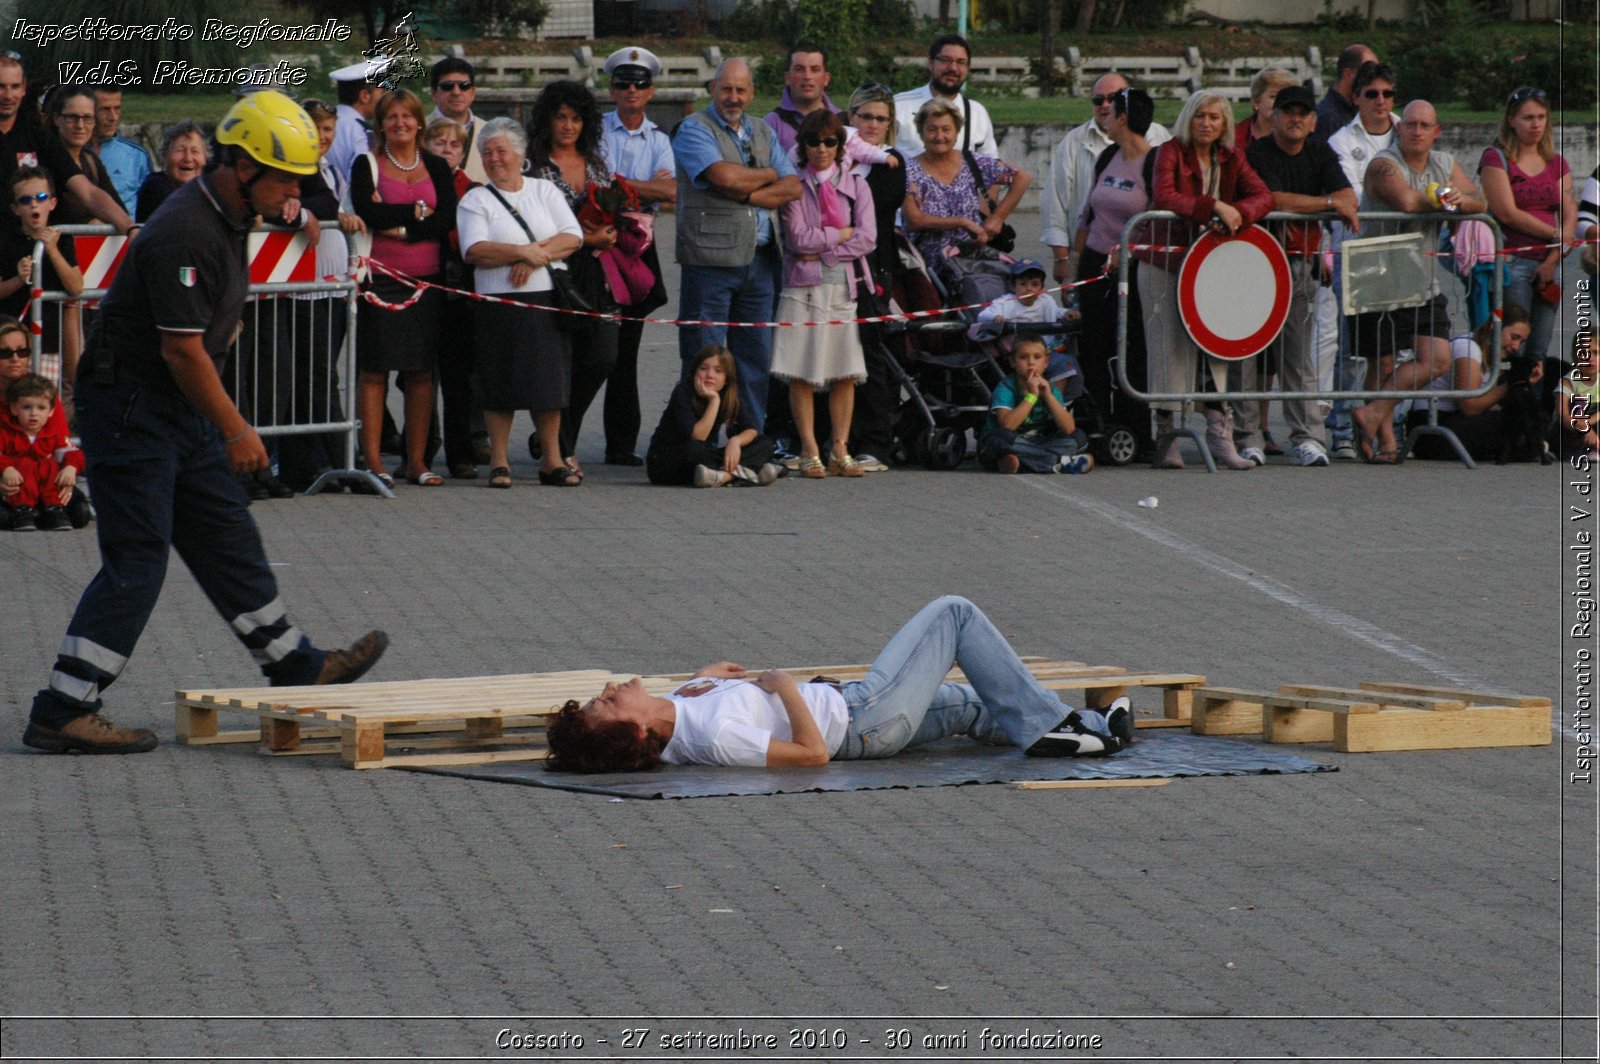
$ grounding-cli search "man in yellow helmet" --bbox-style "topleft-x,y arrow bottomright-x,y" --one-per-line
23,92 -> 388,756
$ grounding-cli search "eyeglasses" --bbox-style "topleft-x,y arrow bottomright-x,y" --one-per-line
1507,86 -> 1547,105
13,191 -> 49,205
436,80 -> 473,92
852,112 -> 890,122
931,54 -> 969,67
1362,88 -> 1396,100
0,347 -> 30,358
802,136 -> 840,148
1090,92 -> 1124,106
611,77 -> 652,91
57,113 -> 93,124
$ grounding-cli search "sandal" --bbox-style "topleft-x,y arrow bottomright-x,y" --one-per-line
374,472 -> 396,489
798,454 -> 827,479
487,466 -> 512,489
538,466 -> 583,487
407,470 -> 445,486
828,452 -> 864,478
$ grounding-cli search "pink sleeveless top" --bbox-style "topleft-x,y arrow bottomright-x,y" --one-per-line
372,172 -> 441,277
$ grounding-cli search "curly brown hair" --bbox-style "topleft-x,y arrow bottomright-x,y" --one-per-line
544,700 -> 666,774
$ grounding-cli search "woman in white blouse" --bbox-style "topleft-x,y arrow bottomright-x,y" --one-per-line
458,117 -> 583,488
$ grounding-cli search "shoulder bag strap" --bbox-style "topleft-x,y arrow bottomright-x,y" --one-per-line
963,149 -> 1000,217
962,95 -> 972,153
484,183 -> 537,243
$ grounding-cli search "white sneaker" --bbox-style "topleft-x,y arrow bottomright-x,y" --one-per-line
1056,453 -> 1094,474
693,465 -> 729,488
1239,446 -> 1267,466
1289,439 -> 1330,467
854,453 -> 889,472
1330,439 -> 1358,461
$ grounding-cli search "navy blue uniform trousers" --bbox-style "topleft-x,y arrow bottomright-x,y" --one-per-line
30,375 -> 325,728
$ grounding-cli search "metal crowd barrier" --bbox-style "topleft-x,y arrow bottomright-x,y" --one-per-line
1115,209 -> 1506,471
29,223 -> 386,497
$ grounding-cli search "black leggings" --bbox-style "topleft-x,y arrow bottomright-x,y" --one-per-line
646,433 -> 777,486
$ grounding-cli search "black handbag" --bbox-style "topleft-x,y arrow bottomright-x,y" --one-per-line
963,149 -> 1016,254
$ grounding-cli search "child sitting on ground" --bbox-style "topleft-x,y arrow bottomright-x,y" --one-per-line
0,167 -> 84,404
2,373 -> 83,530
978,335 -> 1093,475
1557,321 -> 1599,461
647,345 -> 783,487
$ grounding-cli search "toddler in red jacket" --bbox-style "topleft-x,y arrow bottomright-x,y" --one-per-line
2,373 -> 83,531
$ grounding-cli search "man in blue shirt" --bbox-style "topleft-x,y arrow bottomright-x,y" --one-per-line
599,46 -> 676,465
91,86 -> 152,213
672,59 -> 801,430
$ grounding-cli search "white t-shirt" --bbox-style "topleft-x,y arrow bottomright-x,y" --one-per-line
659,677 -> 849,767
457,177 -> 581,295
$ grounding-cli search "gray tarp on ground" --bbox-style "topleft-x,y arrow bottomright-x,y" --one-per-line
405,729 -> 1335,799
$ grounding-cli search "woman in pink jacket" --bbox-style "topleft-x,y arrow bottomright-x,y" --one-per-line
771,110 -> 878,479
1143,90 -> 1275,470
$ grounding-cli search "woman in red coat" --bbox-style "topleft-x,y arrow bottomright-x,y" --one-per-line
1141,90 -> 1274,469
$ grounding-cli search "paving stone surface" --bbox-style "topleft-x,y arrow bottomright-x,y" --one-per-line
1,212 -> 1592,1062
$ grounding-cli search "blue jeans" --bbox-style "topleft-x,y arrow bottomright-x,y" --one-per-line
677,248 -> 782,430
30,377 -> 325,728
1503,255 -> 1557,373
835,596 -> 1076,759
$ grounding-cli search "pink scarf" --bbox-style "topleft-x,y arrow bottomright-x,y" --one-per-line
810,165 -> 846,228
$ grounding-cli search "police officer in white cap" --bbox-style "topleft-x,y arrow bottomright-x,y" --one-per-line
326,58 -> 389,194
596,46 -> 676,465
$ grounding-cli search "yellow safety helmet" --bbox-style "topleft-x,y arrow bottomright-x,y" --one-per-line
215,90 -> 320,176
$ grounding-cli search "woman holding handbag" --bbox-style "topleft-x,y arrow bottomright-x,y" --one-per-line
902,98 -> 1031,266
457,118 -> 582,488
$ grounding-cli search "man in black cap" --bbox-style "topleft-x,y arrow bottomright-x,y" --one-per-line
1243,84 -> 1358,469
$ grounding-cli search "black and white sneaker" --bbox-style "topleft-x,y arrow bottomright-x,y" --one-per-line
1026,710 -> 1123,758
1103,696 -> 1134,746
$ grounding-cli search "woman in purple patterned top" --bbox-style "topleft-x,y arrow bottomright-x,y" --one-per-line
901,97 -> 1031,263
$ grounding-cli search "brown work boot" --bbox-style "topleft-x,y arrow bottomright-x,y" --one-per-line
313,630 -> 389,686
23,713 -> 160,754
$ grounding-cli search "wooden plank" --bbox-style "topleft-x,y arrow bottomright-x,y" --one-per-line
1191,692 -> 1266,736
1163,687 -> 1194,720
1334,705 -> 1552,752
175,703 -> 218,740
1278,684 -> 1467,712
261,717 -> 302,751
363,747 -> 550,770
1015,778 -> 1172,790
1262,705 -> 1334,744
1084,685 -> 1127,709
1136,717 -> 1191,729
342,722 -> 386,768
1197,687 -> 1379,714
1358,682 -> 1550,709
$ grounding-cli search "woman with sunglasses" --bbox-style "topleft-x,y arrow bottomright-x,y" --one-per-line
43,86 -> 124,225
770,110 -> 876,479
1480,86 -> 1575,373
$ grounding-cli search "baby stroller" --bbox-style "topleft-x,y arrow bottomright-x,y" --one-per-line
885,243 -> 1015,469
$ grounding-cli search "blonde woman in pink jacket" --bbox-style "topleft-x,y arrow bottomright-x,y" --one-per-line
772,110 -> 878,479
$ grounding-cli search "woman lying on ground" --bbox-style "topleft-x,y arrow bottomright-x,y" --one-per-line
545,596 -> 1131,771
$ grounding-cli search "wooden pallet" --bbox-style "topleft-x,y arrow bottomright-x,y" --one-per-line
1190,682 -> 1551,752
175,660 -> 1205,770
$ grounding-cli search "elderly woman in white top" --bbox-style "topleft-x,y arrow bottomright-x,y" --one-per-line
458,117 -> 583,488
